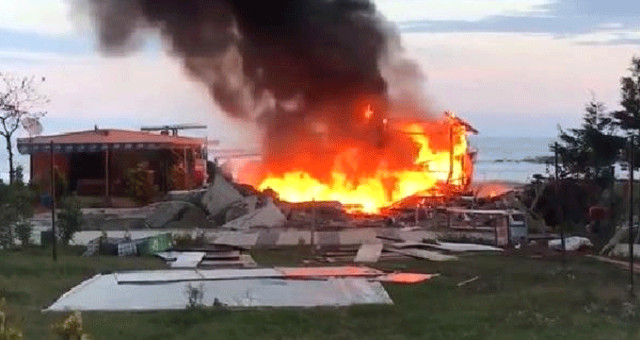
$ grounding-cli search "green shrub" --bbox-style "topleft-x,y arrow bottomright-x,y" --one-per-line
0,297 -> 23,340
14,220 -> 32,247
0,183 -> 35,249
126,162 -> 157,204
57,196 -> 83,245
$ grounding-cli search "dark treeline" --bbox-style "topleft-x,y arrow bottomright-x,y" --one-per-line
521,57 -> 640,246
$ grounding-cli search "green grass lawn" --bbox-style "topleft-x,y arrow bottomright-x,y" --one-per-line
2,246 -> 640,339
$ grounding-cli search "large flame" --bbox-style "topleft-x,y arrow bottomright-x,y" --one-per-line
240,109 -> 473,214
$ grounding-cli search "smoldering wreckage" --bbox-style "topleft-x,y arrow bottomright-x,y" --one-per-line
47,169 -> 540,312
43,0 -> 601,312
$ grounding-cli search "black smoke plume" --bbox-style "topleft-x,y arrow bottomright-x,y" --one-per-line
78,0 -> 427,181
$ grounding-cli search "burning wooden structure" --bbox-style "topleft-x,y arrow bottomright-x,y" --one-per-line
239,110 -> 477,214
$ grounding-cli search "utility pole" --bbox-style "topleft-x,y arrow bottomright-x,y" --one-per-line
628,135 -> 635,297
311,199 -> 316,255
554,142 -> 566,263
50,141 -> 57,262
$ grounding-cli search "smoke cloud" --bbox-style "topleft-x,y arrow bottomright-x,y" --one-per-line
77,0 -> 429,182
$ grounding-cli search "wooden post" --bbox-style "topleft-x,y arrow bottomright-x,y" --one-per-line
104,146 -> 110,202
183,147 -> 188,190
29,154 -> 33,184
50,141 -> 57,262
311,199 -> 316,255
554,142 -> 566,263
629,135 -> 635,297
447,124 -> 454,185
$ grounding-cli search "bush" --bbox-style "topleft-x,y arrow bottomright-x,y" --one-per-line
173,233 -> 193,248
0,182 -> 35,249
57,196 -> 83,245
51,311 -> 91,340
14,220 -> 32,247
0,297 -> 23,340
126,162 -> 157,204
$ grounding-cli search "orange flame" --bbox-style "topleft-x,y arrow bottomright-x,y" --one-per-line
242,108 -> 473,214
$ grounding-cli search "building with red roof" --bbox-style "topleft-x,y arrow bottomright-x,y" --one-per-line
17,128 -> 207,201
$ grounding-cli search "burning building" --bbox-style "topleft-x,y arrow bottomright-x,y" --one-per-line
242,111 -> 476,213
77,0 -> 477,213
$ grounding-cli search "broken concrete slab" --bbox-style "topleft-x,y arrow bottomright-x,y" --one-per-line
46,275 -> 393,311
220,199 -> 286,230
354,243 -> 383,263
201,174 -> 243,216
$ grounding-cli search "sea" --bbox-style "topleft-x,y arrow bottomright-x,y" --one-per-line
0,136 -> 556,184
469,135 -> 555,184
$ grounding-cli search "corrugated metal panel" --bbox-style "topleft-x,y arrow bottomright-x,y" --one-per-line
47,275 -> 393,311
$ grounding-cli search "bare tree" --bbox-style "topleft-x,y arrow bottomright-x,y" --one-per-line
0,73 -> 48,184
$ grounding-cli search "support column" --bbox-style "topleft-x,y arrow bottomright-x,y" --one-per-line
50,141 -> 57,262
104,146 -> 110,203
183,147 -> 188,190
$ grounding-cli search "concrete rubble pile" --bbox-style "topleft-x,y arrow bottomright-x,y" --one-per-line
202,174 -> 286,230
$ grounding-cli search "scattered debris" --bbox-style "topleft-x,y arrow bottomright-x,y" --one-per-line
220,199 -> 286,230
548,236 -> 593,251
201,174 -> 244,216
170,252 -> 206,268
354,243 -> 383,263
427,241 -> 502,253
156,244 -> 256,269
225,196 -> 258,222
609,244 -> 640,259
457,276 -> 479,287
199,254 -> 257,268
600,227 -> 638,256
166,189 -> 206,205
145,201 -> 211,229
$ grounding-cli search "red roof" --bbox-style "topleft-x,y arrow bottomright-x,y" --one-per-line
17,129 -> 205,154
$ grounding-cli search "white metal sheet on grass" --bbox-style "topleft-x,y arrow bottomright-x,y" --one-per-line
46,275 -> 393,311
386,248 -> 457,261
